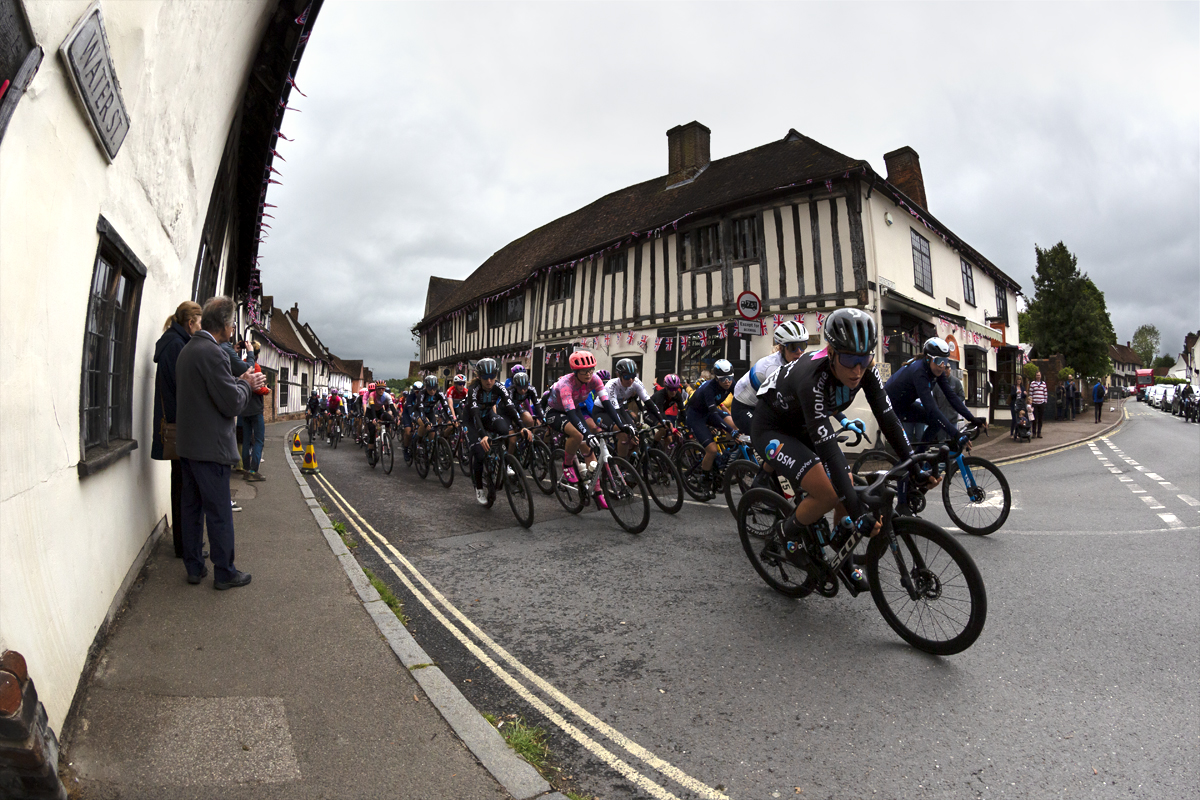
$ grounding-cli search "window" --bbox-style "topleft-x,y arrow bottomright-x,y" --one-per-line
549,268 -> 576,302
994,283 -> 1009,324
300,371 -> 308,400
731,216 -> 759,261
79,217 -> 145,471
683,224 -> 721,271
911,229 -> 933,296
426,329 -> 437,349
280,367 -> 290,408
488,298 -> 505,328
964,348 -> 988,407
960,258 -> 976,307
440,319 -> 453,342
604,252 -> 626,276
506,293 -> 525,323
993,348 -> 1018,410
465,307 -> 479,332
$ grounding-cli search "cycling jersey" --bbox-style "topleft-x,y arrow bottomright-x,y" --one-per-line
465,382 -> 522,441
547,372 -> 618,433
327,395 -> 343,413
685,378 -> 732,417
754,347 -> 912,518
650,387 -> 685,418
733,352 -> 786,406
414,389 -> 453,421
510,387 -> 544,421
604,377 -> 663,424
306,397 -> 321,415
885,359 -> 976,440
446,385 -> 468,403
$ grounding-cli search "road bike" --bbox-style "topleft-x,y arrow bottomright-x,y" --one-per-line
851,422 -> 1011,535
675,428 -> 759,503
476,431 -> 535,529
625,425 -> 683,514
551,431 -> 650,534
413,420 -> 455,488
737,445 -> 987,655
366,417 -> 394,473
512,426 -> 554,495
326,413 -> 342,449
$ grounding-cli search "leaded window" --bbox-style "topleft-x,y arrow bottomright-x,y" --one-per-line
731,216 -> 759,261
995,283 -> 1009,324
549,267 -> 576,302
911,229 -> 933,296
683,224 -> 721,271
961,258 -> 976,306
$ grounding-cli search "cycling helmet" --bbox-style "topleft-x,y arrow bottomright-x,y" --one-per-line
923,337 -> 951,360
773,320 -> 809,346
713,359 -> 735,379
311,389 -> 319,397
424,376 -> 439,389
512,371 -> 530,389
823,308 -> 877,355
615,358 -> 638,379
475,358 -> 499,378
662,373 -> 682,390
412,381 -> 423,391
511,364 -> 526,375
568,350 -> 596,371
453,374 -> 466,384
366,383 -> 375,391
595,369 -> 611,382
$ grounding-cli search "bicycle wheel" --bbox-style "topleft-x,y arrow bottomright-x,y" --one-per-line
866,516 -> 987,655
736,488 -> 813,598
852,449 -> 898,477
307,418 -> 316,443
503,454 -> 535,529
942,456 -> 1011,536
367,441 -> 377,468
456,436 -> 471,477
435,437 -> 455,488
599,456 -> 649,533
675,441 -> 711,501
484,453 -> 503,509
414,440 -> 430,479
642,447 -> 683,514
529,438 -> 554,495
551,449 -> 585,514
723,459 -> 760,519
331,421 -> 341,449
382,432 -> 394,474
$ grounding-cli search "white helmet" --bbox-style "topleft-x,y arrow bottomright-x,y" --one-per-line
774,320 -> 809,346
412,381 -> 424,391
713,359 -> 735,379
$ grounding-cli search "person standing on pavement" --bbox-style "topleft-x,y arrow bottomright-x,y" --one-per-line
1008,377 -> 1027,439
237,336 -> 267,482
152,301 -> 202,558
1029,371 -> 1048,438
176,296 -> 266,589
1092,379 -> 1107,423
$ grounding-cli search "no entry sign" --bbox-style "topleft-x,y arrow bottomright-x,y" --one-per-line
737,290 -> 762,320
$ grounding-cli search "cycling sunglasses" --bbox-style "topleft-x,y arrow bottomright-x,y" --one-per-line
784,342 -> 804,352
836,352 -> 875,370
930,356 -> 951,368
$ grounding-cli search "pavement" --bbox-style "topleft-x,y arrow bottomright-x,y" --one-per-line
59,422 -> 565,800
971,396 -> 1127,464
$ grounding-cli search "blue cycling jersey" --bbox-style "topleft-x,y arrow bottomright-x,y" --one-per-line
885,359 -> 975,438
685,378 -> 731,417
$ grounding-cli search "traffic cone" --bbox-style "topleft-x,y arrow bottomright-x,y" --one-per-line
292,432 -> 303,454
301,443 -> 320,474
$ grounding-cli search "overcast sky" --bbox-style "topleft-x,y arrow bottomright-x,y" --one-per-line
258,1 -> 1199,379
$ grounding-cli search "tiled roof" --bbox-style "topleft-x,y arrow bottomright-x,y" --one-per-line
257,307 -> 310,358
426,277 -> 464,317
1109,343 -> 1142,367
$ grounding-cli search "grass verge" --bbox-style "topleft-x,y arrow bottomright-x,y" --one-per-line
332,519 -> 357,549
362,567 -> 408,624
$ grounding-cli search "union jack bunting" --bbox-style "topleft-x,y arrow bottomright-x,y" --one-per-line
654,337 -> 662,351
773,314 -> 783,327
698,331 -> 708,347
639,335 -> 649,350
883,335 -> 891,350
816,312 -> 826,330
666,338 -> 673,351
626,331 -> 635,345
604,334 -> 611,348
718,323 -> 728,339
680,336 -> 688,351
295,5 -> 310,25
544,351 -> 550,364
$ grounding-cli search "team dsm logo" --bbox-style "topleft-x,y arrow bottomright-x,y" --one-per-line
765,439 -> 796,469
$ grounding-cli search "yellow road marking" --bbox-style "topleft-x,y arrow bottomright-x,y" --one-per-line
312,472 -> 728,800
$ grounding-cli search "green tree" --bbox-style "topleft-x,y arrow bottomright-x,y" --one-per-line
1022,242 -> 1115,379
1130,324 -> 1160,367
1152,355 -> 1176,370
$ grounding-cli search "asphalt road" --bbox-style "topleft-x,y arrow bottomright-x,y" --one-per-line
304,406 -> 1198,800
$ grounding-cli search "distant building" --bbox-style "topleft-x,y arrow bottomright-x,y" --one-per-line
418,123 -> 1022,437
251,298 -> 362,417
1108,342 -> 1143,388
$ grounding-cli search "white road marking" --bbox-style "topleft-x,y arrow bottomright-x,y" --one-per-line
1141,496 -> 1165,509
1109,468 -> 1123,473
1145,473 -> 1165,481
1179,495 -> 1200,507
312,474 -> 728,800
1159,514 -> 1185,529
683,499 -> 728,508
1119,477 -> 1133,482
1131,487 -> 1146,494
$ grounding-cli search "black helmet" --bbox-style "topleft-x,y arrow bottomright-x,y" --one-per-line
424,375 -> 438,389
475,358 -> 499,378
923,337 -> 951,360
713,359 -> 735,379
823,308 -> 877,355
615,358 -> 638,379
512,371 -> 530,389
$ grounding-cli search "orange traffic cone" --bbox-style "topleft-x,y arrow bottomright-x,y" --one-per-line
301,443 -> 320,474
292,432 -> 303,454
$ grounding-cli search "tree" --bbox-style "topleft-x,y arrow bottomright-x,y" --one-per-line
1152,355 -> 1176,370
1022,242 -> 1116,379
1130,324 -> 1160,367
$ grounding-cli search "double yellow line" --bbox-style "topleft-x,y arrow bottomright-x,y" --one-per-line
311,471 -> 729,800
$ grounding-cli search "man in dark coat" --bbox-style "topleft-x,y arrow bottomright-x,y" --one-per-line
1092,380 -> 1106,423
176,297 -> 266,588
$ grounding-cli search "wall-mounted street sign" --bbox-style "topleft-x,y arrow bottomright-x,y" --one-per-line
737,319 -> 767,337
736,290 -> 761,320
59,2 -> 129,162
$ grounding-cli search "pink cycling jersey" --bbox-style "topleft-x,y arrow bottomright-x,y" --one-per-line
547,372 -> 609,412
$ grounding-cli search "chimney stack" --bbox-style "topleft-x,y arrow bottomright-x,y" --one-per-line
666,121 -> 711,188
883,146 -> 928,210
289,302 -> 299,322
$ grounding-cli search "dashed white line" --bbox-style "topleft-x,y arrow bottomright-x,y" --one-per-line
1159,513 -> 1185,529
1179,495 -> 1200,507
1141,496 -> 1165,509
1145,473 -> 1165,481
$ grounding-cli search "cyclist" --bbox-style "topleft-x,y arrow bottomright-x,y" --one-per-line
649,373 -> 686,447
885,337 -> 986,446
602,358 -> 666,458
400,381 -> 423,458
305,389 -> 321,429
509,370 -> 544,429
504,364 -> 526,391
446,374 -> 468,420
465,358 -> 531,505
752,308 -> 935,592
364,382 -> 396,457
326,389 -> 344,438
414,374 -> 457,446
545,351 -> 634,502
684,359 -> 740,494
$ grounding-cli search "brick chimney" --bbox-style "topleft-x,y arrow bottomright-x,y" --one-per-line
666,121 -> 711,188
289,303 -> 299,322
883,146 -> 928,210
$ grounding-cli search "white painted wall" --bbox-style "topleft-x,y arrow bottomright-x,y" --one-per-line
0,0 -> 274,731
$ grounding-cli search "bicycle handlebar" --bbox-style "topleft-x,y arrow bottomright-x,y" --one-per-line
855,445 -> 948,510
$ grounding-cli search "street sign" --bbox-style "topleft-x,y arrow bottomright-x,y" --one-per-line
737,290 -> 762,320
737,319 -> 766,336
59,3 -> 129,162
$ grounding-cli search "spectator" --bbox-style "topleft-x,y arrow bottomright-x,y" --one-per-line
1008,377 -> 1027,440
1029,371 -> 1048,439
1055,381 -> 1067,421
152,301 -> 202,558
1068,379 -> 1080,418
240,344 -> 267,483
1092,379 -> 1106,423
176,296 -> 266,589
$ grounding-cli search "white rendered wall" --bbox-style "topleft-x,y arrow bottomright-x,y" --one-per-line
0,0 -> 274,731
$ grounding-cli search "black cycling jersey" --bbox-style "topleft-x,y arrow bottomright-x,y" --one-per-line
755,348 -> 912,518
306,397 -> 321,414
649,388 -> 684,417
465,383 -> 522,443
511,387 -> 544,421
415,389 -> 452,421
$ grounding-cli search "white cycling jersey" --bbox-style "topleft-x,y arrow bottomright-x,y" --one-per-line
733,351 -> 785,405
604,376 -> 651,406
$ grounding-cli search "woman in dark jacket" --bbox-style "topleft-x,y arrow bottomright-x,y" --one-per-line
153,301 -> 202,557
1008,377 -> 1027,440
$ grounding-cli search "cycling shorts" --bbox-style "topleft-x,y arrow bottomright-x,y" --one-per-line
730,398 -> 755,436
749,414 -> 824,490
467,412 -> 512,446
685,408 -> 729,448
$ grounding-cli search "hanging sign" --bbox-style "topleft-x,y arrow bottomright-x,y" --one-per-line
59,2 -> 130,161
738,319 -> 767,337
737,290 -> 762,320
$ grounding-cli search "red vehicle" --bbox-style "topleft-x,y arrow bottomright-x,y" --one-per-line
1135,369 -> 1154,400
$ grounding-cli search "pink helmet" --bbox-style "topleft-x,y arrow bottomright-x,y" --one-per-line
568,350 -> 596,370
662,373 -> 682,390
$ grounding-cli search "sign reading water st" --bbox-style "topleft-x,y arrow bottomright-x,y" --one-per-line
59,3 -> 129,161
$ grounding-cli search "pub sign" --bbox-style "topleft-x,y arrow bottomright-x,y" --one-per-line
59,2 -> 129,161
